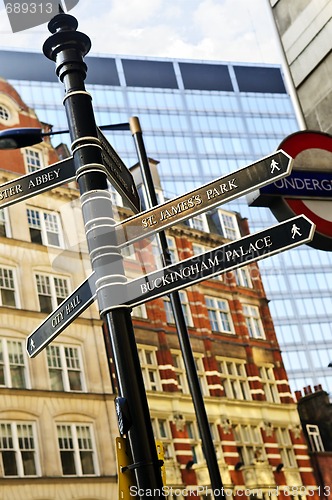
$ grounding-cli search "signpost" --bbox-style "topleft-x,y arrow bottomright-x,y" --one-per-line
27,274 -> 96,357
1,11 -> 317,498
97,127 -> 141,213
114,150 -> 293,247
26,214 -> 315,356
97,215 -> 315,309
0,156 -> 75,208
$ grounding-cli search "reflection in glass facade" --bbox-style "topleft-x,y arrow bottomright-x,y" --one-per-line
2,50 -> 332,393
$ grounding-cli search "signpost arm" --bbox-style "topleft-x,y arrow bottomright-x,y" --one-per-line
130,116 -> 226,499
42,14 -> 163,498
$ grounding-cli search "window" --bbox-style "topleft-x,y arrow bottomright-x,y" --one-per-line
243,304 -> 265,339
27,208 -> 63,247
122,243 -> 136,260
194,354 -> 209,396
46,344 -> 85,392
0,266 -> 18,307
276,428 -> 297,467
131,303 -> 148,319
205,297 -> 234,334
234,267 -> 252,288
234,425 -> 265,466
57,423 -> 98,476
218,210 -> 240,240
0,105 -> 9,121
152,418 -> 174,460
218,359 -> 251,400
107,181 -> 123,208
192,243 -> 206,256
0,422 -> 40,476
259,366 -> 280,403
164,291 -> 193,327
171,351 -> 189,393
209,422 -> 224,461
186,421 -> 203,464
306,424 -> 324,452
138,346 -> 161,391
24,148 -> 43,172
0,338 -> 29,389
167,236 -> 178,263
189,213 -> 209,232
0,209 -> 10,237
35,273 -> 70,313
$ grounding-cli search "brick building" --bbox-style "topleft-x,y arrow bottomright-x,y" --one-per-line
0,78 -> 319,499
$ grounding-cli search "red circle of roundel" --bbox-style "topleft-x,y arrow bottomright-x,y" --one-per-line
277,130 -> 332,251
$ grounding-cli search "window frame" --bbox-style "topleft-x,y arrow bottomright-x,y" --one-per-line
46,343 -> 86,392
217,209 -> 240,240
243,303 -> 265,339
276,427 -> 297,468
205,296 -> 234,334
189,213 -> 209,232
56,422 -> 99,476
0,208 -> 11,238
163,291 -> 193,327
151,417 -> 175,461
259,366 -> 280,403
0,421 -> 40,477
234,424 -> 265,466
23,147 -> 44,173
27,207 -> 64,248
217,358 -> 251,400
35,272 -> 70,314
0,337 -> 30,389
306,424 -> 324,452
0,265 -> 20,308
138,345 -> 162,391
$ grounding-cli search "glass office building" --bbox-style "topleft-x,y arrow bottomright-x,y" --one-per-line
1,49 -> 332,393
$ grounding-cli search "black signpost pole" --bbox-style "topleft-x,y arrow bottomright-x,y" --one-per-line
42,13 -> 163,498
130,116 -> 226,498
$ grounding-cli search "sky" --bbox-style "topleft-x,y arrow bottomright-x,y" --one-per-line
0,0 -> 283,64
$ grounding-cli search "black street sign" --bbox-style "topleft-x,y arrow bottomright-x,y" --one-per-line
25,149 -> 295,356
27,275 -> 96,358
101,215 -> 315,309
97,127 -> 141,214
26,214 -> 315,356
0,157 -> 75,209
114,150 -> 293,247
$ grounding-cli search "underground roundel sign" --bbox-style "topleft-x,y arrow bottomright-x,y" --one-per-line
249,130 -> 332,251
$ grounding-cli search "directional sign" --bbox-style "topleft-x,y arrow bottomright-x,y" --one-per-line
113,150 -> 293,247
97,127 -> 141,214
98,215 -> 315,310
26,149 -> 294,356
0,156 -> 75,209
27,275 -> 96,358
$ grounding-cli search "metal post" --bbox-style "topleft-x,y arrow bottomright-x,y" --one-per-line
130,116 -> 226,498
43,15 -> 164,498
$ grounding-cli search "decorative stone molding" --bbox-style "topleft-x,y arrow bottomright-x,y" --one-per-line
173,413 -> 186,431
242,463 -> 275,488
291,424 -> 302,439
220,417 -> 232,434
263,421 -> 274,437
